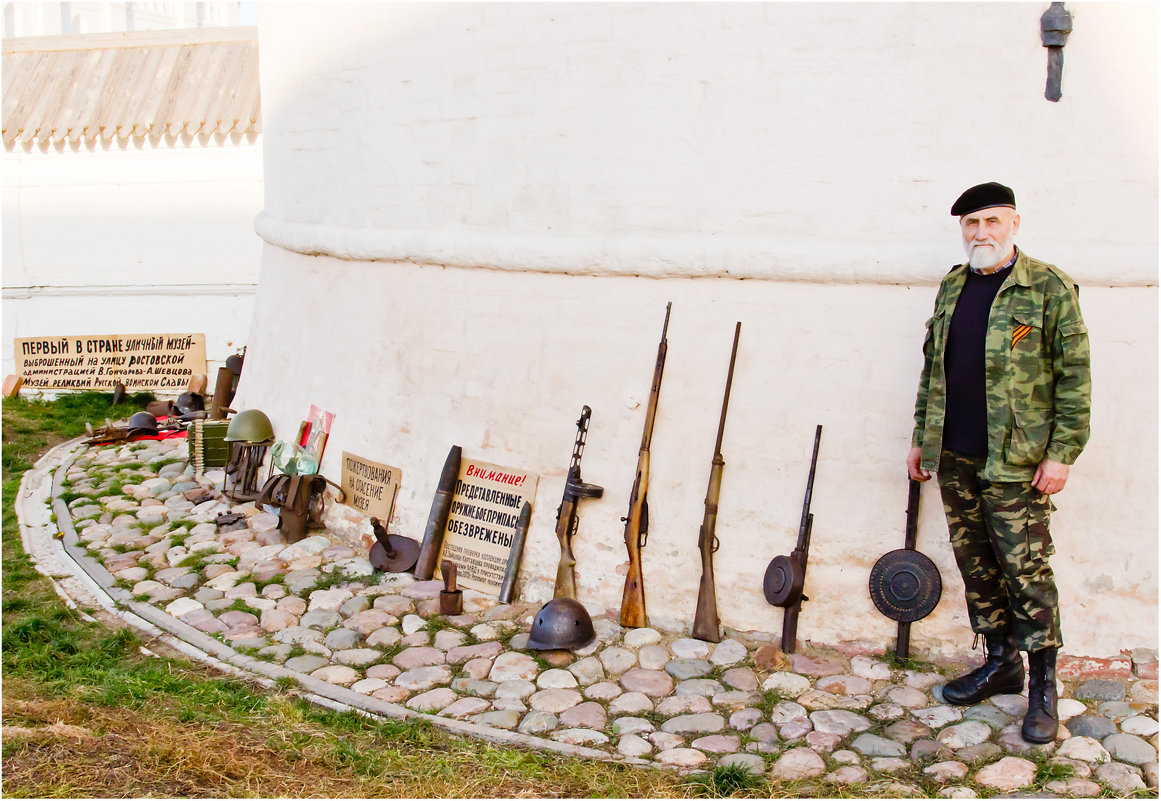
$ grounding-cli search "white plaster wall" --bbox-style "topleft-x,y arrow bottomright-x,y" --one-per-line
2,143 -> 263,376
242,3 -> 1158,658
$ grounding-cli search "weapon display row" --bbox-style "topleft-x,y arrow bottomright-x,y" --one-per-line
521,302 -> 939,653
82,308 -> 939,655
576,303 -> 825,650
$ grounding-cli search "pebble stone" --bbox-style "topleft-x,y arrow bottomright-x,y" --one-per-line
518,711 -> 558,734
617,733 -> 653,757
717,753 -> 765,775
598,647 -> 637,674
1103,732 -> 1157,765
1076,679 -> 1126,702
828,765 -> 869,784
529,689 -> 583,713
536,669 -> 578,689
1056,735 -> 1111,763
852,733 -> 907,757
660,713 -> 724,735
1067,715 -> 1118,739
1121,715 -> 1159,737
1095,761 -> 1147,794
637,645 -> 669,671
622,628 -> 661,648
670,638 -> 710,659
771,747 -> 826,779
619,669 -> 674,697
763,671 -> 811,697
655,748 -> 706,767
709,639 -> 747,666
974,756 -> 1036,791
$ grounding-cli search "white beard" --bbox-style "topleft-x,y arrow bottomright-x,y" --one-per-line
966,234 -> 1015,271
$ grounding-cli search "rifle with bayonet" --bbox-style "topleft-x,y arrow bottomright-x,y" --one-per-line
692,321 -> 742,643
554,406 -> 605,600
763,424 -> 822,653
620,302 -> 672,629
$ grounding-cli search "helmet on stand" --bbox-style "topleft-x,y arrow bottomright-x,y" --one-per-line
224,409 -> 274,444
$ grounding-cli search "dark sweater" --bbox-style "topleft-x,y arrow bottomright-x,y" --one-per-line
943,264 -> 1013,456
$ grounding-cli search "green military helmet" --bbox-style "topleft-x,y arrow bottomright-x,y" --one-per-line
224,409 -> 274,443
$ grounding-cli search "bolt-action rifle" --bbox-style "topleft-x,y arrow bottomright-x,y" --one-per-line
692,322 -> 742,643
554,406 -> 605,600
620,302 -> 672,629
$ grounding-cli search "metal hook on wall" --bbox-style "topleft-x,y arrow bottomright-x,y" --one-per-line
1041,2 -> 1073,102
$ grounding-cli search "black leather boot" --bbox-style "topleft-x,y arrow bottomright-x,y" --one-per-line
942,631 -> 1025,705
1022,647 -> 1059,744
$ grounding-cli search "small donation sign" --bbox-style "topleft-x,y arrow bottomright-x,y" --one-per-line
438,458 -> 538,595
15,333 -> 207,390
340,451 -> 401,521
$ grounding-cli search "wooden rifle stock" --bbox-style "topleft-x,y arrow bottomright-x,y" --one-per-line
555,495 -> 580,599
554,406 -> 603,600
620,302 -> 671,628
692,322 -> 742,643
781,512 -> 813,652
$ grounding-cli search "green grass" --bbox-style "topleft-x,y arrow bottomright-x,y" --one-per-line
684,763 -> 765,797
1,397 -> 699,795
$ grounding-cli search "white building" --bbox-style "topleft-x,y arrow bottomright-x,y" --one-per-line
2,22 -> 263,379
234,4 -> 1158,658
3,1 -> 240,38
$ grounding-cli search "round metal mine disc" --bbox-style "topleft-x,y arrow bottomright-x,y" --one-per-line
370,535 -> 420,573
869,549 -> 942,623
763,554 -> 804,607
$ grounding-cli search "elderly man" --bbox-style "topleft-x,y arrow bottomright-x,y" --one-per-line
907,182 -> 1091,744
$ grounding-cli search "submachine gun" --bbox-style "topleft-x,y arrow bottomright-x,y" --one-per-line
691,322 -> 742,643
553,406 -> 605,600
869,479 -> 942,658
763,424 -> 822,653
620,302 -> 671,629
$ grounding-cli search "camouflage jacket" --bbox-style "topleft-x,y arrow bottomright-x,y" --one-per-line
912,250 -> 1091,482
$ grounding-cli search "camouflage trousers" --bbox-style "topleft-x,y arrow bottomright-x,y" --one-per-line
937,449 -> 1062,651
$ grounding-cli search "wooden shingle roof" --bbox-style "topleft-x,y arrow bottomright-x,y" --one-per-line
3,26 -> 260,146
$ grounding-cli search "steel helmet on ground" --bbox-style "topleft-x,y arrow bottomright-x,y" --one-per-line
175,391 -> 205,415
224,409 -> 274,443
126,411 -> 158,436
526,598 -> 596,651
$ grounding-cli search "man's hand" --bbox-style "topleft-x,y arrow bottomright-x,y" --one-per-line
1032,459 -> 1070,495
907,447 -> 931,482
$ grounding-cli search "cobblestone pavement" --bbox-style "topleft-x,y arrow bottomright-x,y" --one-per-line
25,437 -> 1160,797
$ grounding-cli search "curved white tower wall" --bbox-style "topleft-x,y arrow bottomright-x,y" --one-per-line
243,3 -> 1157,658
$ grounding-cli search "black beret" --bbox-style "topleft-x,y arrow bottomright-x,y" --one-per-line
950,182 -> 1016,216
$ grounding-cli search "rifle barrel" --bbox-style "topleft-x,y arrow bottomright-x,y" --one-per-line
639,302 -> 671,451
797,425 -> 823,550
713,322 -> 742,455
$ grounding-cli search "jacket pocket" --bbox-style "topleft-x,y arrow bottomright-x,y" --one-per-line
1007,405 -> 1052,466
1057,319 -> 1090,368
1009,308 -> 1043,359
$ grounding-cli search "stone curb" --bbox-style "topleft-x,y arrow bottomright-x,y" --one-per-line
21,437 -> 658,771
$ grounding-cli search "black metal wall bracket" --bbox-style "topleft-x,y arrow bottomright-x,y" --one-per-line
1041,2 -> 1073,102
